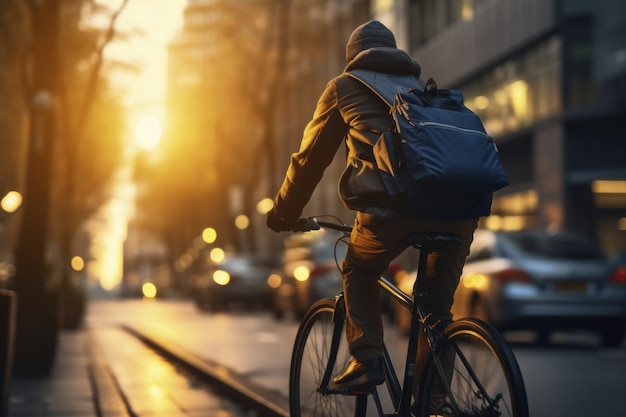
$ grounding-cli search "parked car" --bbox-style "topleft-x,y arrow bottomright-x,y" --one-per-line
269,229 -> 347,320
610,251 -> 626,271
193,255 -> 276,312
269,228 -> 418,321
395,229 -> 626,346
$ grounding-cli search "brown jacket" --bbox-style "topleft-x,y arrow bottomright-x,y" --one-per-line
273,47 -> 422,223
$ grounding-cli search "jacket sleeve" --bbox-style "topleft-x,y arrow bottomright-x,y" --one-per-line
273,79 -> 348,223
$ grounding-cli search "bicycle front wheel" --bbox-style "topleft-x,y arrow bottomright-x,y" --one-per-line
417,318 -> 528,417
289,298 -> 360,417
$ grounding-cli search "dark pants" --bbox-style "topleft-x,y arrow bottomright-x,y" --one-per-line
341,209 -> 477,361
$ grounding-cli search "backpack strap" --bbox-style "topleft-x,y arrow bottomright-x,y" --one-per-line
345,69 -> 422,107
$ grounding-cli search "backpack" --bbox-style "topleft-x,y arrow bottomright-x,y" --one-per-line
346,69 -> 509,219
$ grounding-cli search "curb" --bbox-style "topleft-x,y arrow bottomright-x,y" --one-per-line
86,330 -> 133,417
120,324 -> 290,417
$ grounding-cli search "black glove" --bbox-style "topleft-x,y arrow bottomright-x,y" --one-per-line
266,207 -> 294,232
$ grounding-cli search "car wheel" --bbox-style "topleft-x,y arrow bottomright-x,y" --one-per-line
194,296 -> 206,310
207,296 -> 226,313
469,294 -> 490,323
273,308 -> 284,321
294,307 -> 307,320
536,328 -> 551,345
600,320 -> 626,348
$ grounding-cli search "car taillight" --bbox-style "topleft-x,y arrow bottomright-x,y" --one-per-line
610,266 -> 626,284
494,268 -> 533,283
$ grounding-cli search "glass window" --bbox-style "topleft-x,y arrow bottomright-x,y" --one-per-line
410,0 -> 489,47
409,0 -> 438,47
462,36 -> 562,138
563,14 -> 597,107
446,0 -> 478,25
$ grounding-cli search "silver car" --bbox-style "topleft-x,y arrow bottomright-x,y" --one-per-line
452,229 -> 626,346
194,255 -> 276,311
269,229 -> 347,320
269,229 -> 417,321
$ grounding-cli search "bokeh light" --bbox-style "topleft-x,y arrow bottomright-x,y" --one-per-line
256,198 -> 274,214
234,214 -> 249,230
210,248 -> 225,264
71,256 -> 85,272
1,191 -> 22,213
142,282 -> 158,299
213,270 -> 230,286
202,227 -> 217,244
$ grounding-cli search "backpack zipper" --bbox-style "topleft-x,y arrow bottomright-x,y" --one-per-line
400,121 -> 498,151
418,121 -> 490,138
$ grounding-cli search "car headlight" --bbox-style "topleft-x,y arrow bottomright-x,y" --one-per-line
462,273 -> 489,290
293,265 -> 311,282
213,270 -> 231,286
142,282 -> 158,298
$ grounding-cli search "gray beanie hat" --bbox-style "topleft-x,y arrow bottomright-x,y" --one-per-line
345,20 -> 397,62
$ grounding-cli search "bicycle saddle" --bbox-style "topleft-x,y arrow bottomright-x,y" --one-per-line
399,232 -> 461,250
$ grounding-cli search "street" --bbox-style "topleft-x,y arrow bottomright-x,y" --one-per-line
86,298 -> 626,417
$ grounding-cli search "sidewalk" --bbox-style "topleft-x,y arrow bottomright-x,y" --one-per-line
7,325 -> 246,417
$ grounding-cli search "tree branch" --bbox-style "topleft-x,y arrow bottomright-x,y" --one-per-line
71,0 -> 130,139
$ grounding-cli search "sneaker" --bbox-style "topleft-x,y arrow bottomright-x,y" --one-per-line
329,357 -> 385,391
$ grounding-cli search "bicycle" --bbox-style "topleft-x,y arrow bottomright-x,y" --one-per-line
288,216 -> 529,417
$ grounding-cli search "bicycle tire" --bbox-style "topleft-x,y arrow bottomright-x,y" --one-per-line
416,318 -> 528,417
289,298 -> 363,417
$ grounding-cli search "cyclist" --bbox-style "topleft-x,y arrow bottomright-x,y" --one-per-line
266,20 -> 477,397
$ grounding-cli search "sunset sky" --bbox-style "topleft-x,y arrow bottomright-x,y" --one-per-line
89,0 -> 186,291
102,0 -> 186,124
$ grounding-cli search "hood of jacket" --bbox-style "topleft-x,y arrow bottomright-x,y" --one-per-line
345,47 -> 421,78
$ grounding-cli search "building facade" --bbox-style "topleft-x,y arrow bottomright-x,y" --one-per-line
377,0 -> 626,255
161,0 -> 625,267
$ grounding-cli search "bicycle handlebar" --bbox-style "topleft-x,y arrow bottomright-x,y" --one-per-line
292,217 -> 353,234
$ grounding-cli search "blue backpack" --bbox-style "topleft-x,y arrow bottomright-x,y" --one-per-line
347,70 -> 509,219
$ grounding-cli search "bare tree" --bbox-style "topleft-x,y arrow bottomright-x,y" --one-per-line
131,0 -> 369,287
55,0 -> 130,329
4,0 -> 130,374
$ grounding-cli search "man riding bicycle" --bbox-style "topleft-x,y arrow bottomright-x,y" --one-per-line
266,20 -> 477,396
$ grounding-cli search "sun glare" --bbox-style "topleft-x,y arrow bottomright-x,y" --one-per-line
87,0 -> 185,294
135,116 -> 162,151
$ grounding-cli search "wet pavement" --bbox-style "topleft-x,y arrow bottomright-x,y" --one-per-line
7,323 -> 252,416
8,298 -> 625,417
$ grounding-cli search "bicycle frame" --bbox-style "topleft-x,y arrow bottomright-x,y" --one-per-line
377,272 -> 505,417
319,272 -> 435,417
377,270 -> 434,417
290,217 -> 527,417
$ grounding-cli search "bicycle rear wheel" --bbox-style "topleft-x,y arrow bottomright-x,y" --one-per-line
416,318 -> 528,417
289,298 -> 362,417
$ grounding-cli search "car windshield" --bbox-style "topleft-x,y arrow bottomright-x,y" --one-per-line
505,232 -> 605,260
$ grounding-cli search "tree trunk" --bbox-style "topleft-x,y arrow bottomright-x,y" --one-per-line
10,0 -> 61,376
